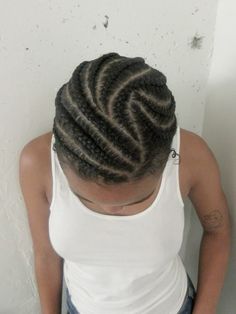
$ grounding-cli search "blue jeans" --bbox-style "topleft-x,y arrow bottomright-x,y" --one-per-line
66,273 -> 196,314
177,273 -> 197,314
66,286 -> 80,314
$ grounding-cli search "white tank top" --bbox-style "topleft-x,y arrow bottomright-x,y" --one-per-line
49,125 -> 188,314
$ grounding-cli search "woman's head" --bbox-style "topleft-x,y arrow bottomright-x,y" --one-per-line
52,52 -> 178,187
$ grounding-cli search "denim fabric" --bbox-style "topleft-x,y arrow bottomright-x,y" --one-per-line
66,273 -> 196,314
177,273 -> 197,314
66,286 -> 80,314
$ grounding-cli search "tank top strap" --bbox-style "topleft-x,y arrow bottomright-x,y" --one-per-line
50,133 -> 70,210
50,133 -> 57,210
171,125 -> 180,162
166,125 -> 184,206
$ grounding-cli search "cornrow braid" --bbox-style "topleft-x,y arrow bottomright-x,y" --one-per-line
52,52 -> 179,185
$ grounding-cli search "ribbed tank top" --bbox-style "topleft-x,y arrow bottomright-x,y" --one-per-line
49,125 -> 188,314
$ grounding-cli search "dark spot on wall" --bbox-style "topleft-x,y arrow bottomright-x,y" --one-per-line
103,15 -> 109,28
190,34 -> 204,49
25,48 -> 29,50
125,41 -> 129,44
62,18 -> 68,23
92,25 -> 96,30
192,8 -> 199,15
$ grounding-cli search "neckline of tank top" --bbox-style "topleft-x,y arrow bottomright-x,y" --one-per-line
51,125 -> 179,220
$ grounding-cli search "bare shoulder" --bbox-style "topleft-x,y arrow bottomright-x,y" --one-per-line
179,127 -> 210,152
20,131 -> 53,166
179,128 -> 217,198
19,131 -> 53,199
20,131 -> 53,155
179,126 -> 221,197
179,126 -> 217,167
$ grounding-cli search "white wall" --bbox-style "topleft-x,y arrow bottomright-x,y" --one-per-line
0,0 -> 223,313
201,0 -> 236,313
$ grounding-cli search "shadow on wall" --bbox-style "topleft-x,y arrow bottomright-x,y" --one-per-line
203,77 -> 236,314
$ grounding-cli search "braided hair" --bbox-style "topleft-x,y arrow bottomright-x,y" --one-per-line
52,52 -> 180,185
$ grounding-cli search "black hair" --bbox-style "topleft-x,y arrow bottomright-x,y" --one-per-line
52,52 -> 180,185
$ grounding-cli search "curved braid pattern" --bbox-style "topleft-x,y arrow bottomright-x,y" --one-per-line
52,52 -> 179,185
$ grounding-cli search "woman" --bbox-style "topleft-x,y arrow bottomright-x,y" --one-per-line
20,52 -> 198,313
51,53 -> 197,314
